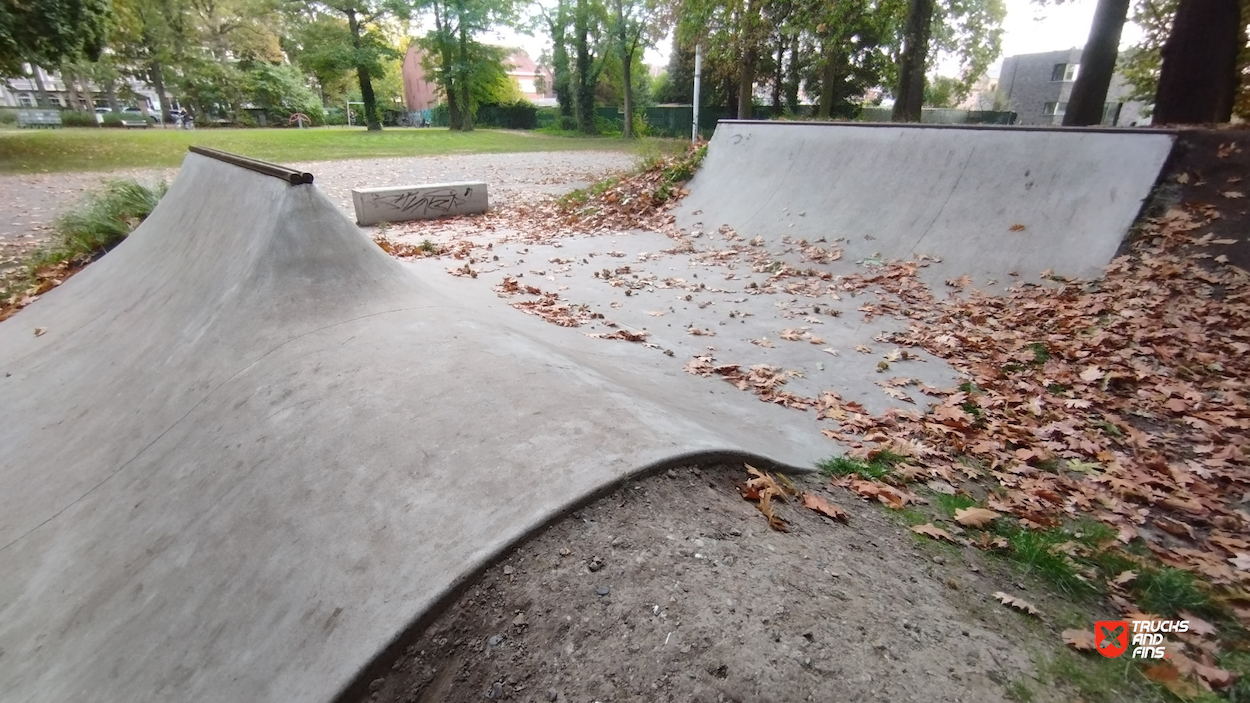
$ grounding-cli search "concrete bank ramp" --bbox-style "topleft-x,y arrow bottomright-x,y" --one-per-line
0,152 -> 830,703
676,122 -> 1175,285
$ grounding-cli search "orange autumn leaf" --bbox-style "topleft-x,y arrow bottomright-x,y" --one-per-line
801,493 -> 848,522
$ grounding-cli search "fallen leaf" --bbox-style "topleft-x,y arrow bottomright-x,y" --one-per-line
954,507 -> 1000,528
33,327 -> 46,337
1009,224 -> 1027,232
993,592 -> 1041,617
750,337 -> 775,348
744,464 -> 790,532
1112,570 -> 1138,587
801,493 -> 848,522
1220,190 -> 1244,199
1143,662 -> 1201,699
911,523 -> 956,542
1062,629 -> 1096,651
1179,612 -> 1217,637
1079,366 -> 1103,383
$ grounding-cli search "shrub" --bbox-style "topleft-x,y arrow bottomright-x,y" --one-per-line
100,112 -> 125,128
59,110 -> 98,127
324,107 -> 348,126
49,179 -> 168,262
0,108 -> 19,125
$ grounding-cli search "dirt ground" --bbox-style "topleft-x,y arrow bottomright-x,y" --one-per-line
341,464 -> 1099,703
1142,128 -> 1250,270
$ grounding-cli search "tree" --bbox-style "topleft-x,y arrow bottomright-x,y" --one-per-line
1062,0 -> 1131,125
677,0 -> 768,118
1117,0 -> 1175,112
417,0 -> 520,131
891,0 -> 933,121
1153,0 -> 1243,123
0,0 -> 111,78
891,0 -> 1004,121
537,0 -> 575,118
287,15 -> 360,105
569,0 -> 609,132
609,0 -> 666,136
923,74 -> 961,106
310,0 -> 407,129
653,34 -> 693,103
109,0 -> 195,123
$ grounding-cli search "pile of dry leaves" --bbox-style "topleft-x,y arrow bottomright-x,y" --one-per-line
550,143 -> 706,234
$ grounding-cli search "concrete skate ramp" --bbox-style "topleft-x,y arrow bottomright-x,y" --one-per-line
677,121 -> 1174,284
0,152 -> 830,703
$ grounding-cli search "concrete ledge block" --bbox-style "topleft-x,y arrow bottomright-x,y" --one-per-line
351,182 -> 488,225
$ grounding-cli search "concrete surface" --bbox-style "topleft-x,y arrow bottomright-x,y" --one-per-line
0,152 -> 830,703
352,181 -> 488,225
675,122 -> 1175,288
0,124 -> 1179,703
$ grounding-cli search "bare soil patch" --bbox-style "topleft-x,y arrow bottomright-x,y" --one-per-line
343,464 -> 1102,703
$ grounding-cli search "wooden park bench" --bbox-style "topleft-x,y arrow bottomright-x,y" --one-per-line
16,109 -> 62,129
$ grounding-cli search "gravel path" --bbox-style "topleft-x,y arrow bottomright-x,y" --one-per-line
0,150 -> 635,263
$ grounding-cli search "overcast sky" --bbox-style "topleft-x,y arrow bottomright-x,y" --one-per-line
483,0 -> 1147,79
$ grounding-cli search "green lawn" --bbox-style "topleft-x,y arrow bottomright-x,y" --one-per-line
0,126 -> 643,174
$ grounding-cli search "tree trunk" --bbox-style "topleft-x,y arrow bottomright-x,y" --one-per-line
771,38 -> 784,115
621,50 -> 634,138
573,0 -> 596,134
616,1 -> 637,138
892,0 -> 934,122
105,80 -> 120,113
737,46 -> 756,119
63,69 -> 82,110
785,34 -> 800,113
79,76 -> 96,111
457,18 -> 474,131
1062,0 -> 1130,126
1153,0 -> 1243,124
150,61 -> 172,124
736,0 -> 759,120
432,3 -> 461,130
550,0 -> 573,118
348,11 -> 382,131
30,67 -> 53,108
817,41 -> 840,119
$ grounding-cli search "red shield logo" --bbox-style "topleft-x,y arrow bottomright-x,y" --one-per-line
1095,620 -> 1129,658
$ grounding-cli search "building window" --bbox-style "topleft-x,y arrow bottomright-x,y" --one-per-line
1043,101 -> 1068,116
17,94 -> 33,106
1051,63 -> 1078,82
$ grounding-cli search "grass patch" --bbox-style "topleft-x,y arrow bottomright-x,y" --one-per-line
934,493 -> 978,517
1004,678 -> 1035,702
0,127 -> 658,174
1133,567 -> 1214,618
991,522 -> 1095,596
816,450 -> 906,481
1,178 -> 164,312
1041,649 -> 1169,703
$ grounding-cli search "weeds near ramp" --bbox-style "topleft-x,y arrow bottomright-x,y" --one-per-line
1,179 -> 166,322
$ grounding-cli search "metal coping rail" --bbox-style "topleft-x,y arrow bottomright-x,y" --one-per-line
187,146 -> 314,185
717,119 -> 1178,137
